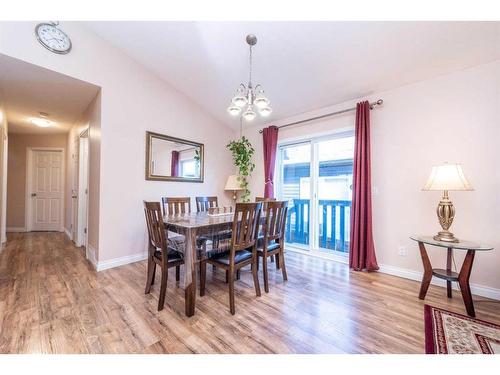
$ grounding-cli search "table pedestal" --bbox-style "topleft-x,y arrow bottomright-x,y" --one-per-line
418,241 -> 476,317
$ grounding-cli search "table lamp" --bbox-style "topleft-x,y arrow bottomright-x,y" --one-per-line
422,163 -> 473,242
225,175 -> 244,202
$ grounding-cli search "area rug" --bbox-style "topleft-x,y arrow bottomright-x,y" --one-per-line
424,304 -> 500,354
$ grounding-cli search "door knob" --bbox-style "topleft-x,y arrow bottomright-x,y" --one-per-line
31,193 -> 36,197
72,195 -> 77,199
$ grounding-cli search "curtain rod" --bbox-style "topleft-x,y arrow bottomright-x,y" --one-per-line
258,99 -> 383,134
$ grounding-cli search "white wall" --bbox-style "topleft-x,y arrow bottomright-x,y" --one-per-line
0,22 -> 235,264
243,60 -> 500,291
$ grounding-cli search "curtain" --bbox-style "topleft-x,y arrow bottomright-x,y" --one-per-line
349,101 -> 379,271
171,151 -> 179,177
262,126 -> 279,198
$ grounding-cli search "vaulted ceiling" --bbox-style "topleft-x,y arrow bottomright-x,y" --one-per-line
85,21 -> 500,128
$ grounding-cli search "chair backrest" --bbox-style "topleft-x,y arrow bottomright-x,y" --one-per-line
262,200 -> 288,243
162,197 -> 191,216
255,196 -> 276,211
195,196 -> 218,212
255,197 -> 276,202
230,202 -> 263,257
143,201 -> 167,254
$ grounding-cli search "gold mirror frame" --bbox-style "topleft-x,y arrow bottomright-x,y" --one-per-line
145,131 -> 204,183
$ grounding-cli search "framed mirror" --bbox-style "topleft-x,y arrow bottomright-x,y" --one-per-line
145,131 -> 204,182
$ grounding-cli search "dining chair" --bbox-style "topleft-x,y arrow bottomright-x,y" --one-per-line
257,200 -> 288,293
255,196 -> 277,264
200,202 -> 262,315
195,195 -> 234,278
161,196 -> 191,216
195,196 -> 218,212
144,201 -> 185,311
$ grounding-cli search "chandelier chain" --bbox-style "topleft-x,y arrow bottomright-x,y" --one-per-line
249,44 -> 253,87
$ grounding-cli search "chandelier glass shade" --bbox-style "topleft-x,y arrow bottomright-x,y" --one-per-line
227,34 -> 272,121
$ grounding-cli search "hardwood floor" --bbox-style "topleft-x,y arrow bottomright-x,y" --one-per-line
0,232 -> 498,354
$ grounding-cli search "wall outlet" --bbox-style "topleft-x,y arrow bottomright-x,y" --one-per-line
398,246 -> 407,257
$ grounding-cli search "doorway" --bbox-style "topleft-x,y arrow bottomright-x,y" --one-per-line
26,148 -> 65,232
74,129 -> 89,249
276,131 -> 354,259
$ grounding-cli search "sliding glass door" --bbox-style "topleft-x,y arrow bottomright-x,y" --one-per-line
278,142 -> 311,250
277,133 -> 354,257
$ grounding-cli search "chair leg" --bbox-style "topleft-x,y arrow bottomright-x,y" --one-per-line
212,265 -> 216,272
225,270 -> 229,283
200,260 -> 206,297
270,254 -> 275,263
228,269 -> 235,315
276,253 -> 280,269
280,251 -> 288,281
262,254 -> 269,293
236,269 -> 241,280
145,257 -> 155,294
256,256 -> 260,271
158,266 -> 168,311
151,263 -> 156,285
252,256 -> 261,297
175,265 -> 180,282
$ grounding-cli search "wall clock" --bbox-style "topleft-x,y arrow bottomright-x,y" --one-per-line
35,22 -> 72,54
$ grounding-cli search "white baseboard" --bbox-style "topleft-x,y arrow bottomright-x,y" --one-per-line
6,227 -> 26,232
378,263 -> 500,301
96,251 -> 148,272
64,228 -> 72,240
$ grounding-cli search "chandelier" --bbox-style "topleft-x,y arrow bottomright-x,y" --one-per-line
227,34 -> 272,121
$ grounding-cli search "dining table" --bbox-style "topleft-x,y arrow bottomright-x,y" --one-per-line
163,211 -> 236,317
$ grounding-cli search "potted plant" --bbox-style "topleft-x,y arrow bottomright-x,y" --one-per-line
226,136 -> 255,202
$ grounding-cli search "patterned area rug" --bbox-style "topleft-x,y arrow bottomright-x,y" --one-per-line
424,304 -> 500,354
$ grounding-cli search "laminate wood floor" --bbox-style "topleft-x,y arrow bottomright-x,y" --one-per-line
0,232 -> 498,354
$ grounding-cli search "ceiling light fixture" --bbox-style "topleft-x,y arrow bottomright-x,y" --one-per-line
227,34 -> 272,121
30,117 -> 53,128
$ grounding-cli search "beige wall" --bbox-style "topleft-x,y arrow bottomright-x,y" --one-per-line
0,22 -> 235,264
6,133 -> 67,229
243,60 -> 500,292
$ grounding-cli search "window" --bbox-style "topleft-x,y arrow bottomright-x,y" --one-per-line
180,159 -> 197,178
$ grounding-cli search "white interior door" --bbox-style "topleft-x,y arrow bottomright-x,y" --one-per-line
29,150 -> 64,231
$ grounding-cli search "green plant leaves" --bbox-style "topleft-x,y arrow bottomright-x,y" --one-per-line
227,136 -> 255,202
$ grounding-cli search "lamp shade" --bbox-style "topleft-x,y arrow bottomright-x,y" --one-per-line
224,175 -> 244,191
422,163 -> 473,191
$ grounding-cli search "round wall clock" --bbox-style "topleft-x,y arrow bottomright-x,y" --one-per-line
35,22 -> 72,54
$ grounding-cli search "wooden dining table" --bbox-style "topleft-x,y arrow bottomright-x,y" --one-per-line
163,211 -> 235,317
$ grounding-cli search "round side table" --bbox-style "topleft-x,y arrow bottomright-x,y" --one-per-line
410,236 -> 493,317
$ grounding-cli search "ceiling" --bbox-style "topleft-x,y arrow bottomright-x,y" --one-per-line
0,54 -> 100,134
85,21 -> 500,128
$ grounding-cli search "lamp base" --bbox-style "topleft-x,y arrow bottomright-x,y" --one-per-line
434,190 -> 459,243
433,230 -> 459,243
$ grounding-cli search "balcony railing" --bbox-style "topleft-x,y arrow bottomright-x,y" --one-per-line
285,198 -> 351,253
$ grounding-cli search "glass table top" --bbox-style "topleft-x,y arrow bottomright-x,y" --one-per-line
410,236 -> 493,251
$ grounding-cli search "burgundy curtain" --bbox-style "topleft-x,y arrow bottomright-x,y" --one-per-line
262,126 -> 279,198
171,151 -> 179,177
349,101 -> 379,271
